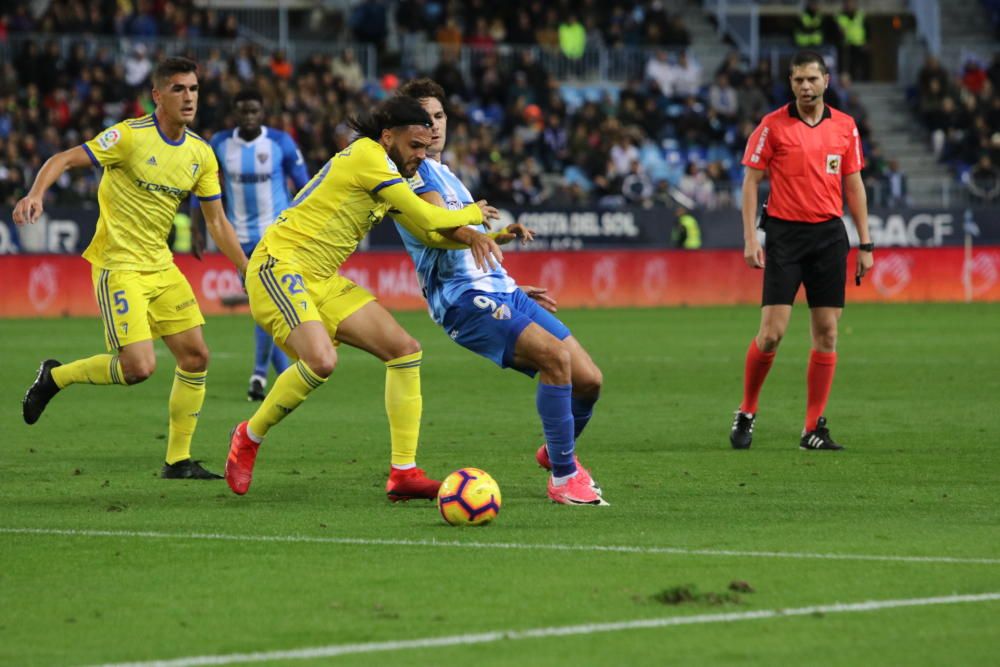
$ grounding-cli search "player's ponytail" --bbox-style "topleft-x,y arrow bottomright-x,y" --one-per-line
348,97 -> 431,141
348,110 -> 382,140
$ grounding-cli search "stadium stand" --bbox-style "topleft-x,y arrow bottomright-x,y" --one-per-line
2,0 -> 903,211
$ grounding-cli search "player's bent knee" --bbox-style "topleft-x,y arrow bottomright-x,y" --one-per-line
122,360 -> 156,384
540,341 -> 572,381
389,336 -> 421,360
575,366 -> 603,397
180,347 -> 210,372
303,353 -> 336,379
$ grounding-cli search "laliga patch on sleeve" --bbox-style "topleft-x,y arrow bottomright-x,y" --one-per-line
407,172 -> 425,190
826,154 -> 842,174
97,129 -> 121,150
385,155 -> 399,173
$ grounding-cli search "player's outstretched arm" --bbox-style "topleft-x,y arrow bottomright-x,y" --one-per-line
378,181 -> 498,231
397,190 -> 506,269
493,223 -> 534,245
12,146 -> 94,225
741,167 -> 766,269
199,197 -> 249,275
395,212 -> 504,270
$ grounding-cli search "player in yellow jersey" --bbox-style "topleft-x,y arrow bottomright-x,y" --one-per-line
225,96 -> 502,499
14,57 -> 249,479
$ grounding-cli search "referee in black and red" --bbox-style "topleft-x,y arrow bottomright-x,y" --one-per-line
729,51 -> 874,451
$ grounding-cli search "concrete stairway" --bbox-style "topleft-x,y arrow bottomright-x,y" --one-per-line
851,81 -> 950,207
938,0 -> 996,70
678,3 -> 731,80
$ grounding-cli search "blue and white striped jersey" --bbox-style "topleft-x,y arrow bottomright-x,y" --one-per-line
210,126 -> 310,244
395,158 -> 517,324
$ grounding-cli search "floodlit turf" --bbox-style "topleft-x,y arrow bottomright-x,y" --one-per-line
1,303 -> 998,666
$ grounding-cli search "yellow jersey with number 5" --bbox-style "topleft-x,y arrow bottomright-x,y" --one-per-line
81,114 -> 221,271
262,137 -> 484,280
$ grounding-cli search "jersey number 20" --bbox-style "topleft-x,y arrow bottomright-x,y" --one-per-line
281,274 -> 305,295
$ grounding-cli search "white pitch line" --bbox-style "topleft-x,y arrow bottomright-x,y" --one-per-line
3,527 -> 999,565
80,593 -> 1000,667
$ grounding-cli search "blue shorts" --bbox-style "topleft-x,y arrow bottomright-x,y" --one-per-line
241,241 -> 259,258
441,289 -> 572,377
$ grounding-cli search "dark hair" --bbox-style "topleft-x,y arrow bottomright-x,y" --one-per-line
348,96 -> 432,140
397,77 -> 447,109
152,56 -> 198,88
789,51 -> 828,75
234,89 -> 264,105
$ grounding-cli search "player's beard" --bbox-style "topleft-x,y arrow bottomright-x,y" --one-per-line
388,145 -> 420,178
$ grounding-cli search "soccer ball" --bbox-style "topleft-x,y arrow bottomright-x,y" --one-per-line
437,468 -> 502,526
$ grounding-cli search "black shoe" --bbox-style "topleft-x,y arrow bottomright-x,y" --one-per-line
247,376 -> 266,402
161,459 -> 223,479
23,359 -> 62,425
800,417 -> 844,451
730,410 -> 755,449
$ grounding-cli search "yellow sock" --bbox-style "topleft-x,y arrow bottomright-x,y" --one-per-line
248,360 -> 326,438
385,351 -> 423,467
166,368 -> 207,464
50,354 -> 126,388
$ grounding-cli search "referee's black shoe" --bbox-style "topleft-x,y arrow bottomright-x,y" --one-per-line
730,410 -> 755,449
23,359 -> 62,425
799,417 -> 843,451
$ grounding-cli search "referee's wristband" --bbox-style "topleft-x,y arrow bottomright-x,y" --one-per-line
858,243 -> 874,252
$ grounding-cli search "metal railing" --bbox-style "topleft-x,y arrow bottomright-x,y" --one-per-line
399,41 -> 669,85
908,0 -> 941,57
702,0 -> 760,65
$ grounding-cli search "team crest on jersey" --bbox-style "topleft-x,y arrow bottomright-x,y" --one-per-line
257,153 -> 268,164
97,129 -> 121,150
407,172 -> 425,190
492,304 -> 512,321
826,154 -> 842,174
386,156 -> 399,173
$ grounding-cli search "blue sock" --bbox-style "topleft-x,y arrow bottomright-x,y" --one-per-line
537,383 -> 576,478
571,395 -> 598,438
252,325 -> 272,378
270,338 -> 290,374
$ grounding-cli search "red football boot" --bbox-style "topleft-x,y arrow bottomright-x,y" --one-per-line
535,444 -> 601,495
386,467 -> 441,502
225,421 -> 260,496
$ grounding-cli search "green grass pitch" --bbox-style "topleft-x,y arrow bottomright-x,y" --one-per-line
1,304 -> 998,666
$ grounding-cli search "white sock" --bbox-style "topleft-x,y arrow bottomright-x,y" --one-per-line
551,471 -> 578,487
391,463 -> 416,471
246,423 -> 263,444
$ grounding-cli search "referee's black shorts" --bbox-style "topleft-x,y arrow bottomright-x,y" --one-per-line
761,215 -> 849,308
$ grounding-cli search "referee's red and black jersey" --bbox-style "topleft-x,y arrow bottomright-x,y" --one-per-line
742,102 -> 864,223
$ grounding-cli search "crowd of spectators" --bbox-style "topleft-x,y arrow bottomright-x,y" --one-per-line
1,0 -> 240,40
914,53 -> 1000,203
2,0 -> 885,213
395,0 -> 693,55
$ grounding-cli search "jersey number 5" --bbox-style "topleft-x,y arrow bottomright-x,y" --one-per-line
112,290 -> 129,315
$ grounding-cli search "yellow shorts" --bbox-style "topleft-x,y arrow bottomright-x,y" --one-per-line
246,252 -> 375,358
92,264 -> 205,351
